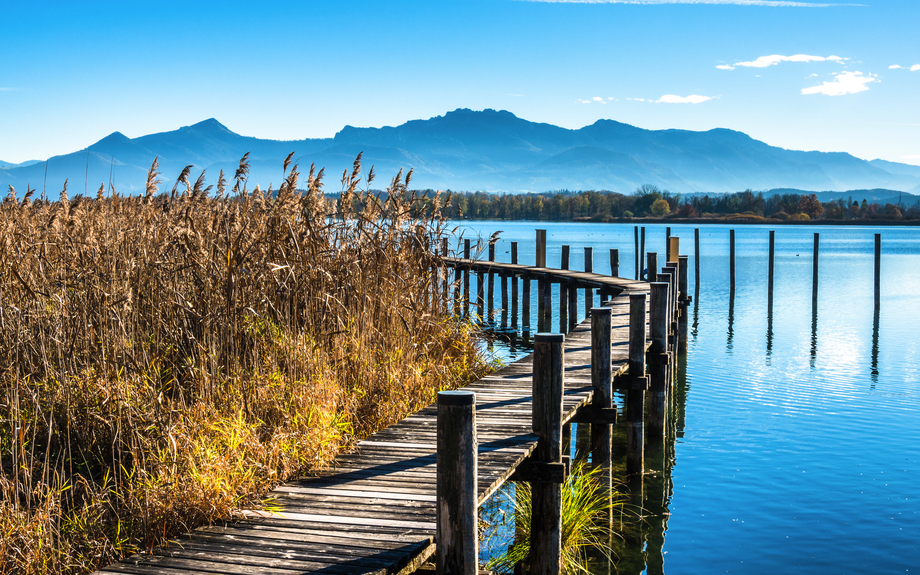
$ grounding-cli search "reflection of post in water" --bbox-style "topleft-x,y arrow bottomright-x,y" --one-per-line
726,286 -> 735,353
871,305 -> 880,387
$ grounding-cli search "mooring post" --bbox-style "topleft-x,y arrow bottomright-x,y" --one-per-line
678,255 -> 689,347
666,227 -> 671,262
543,275 -> 553,332
532,333 -> 565,575
589,307 -> 613,465
610,248 -> 619,278
537,276 -> 546,332
634,225 -> 640,280
875,233 -> 881,308
694,227 -> 700,289
813,232 -> 819,302
560,246 -> 570,331
511,242 -> 519,328
662,264 -> 677,324
436,390 -> 478,575
584,247 -> 594,315
729,229 -> 736,292
488,242 -> 495,316
536,229 -> 547,268
640,227 -> 646,279
626,293 -> 647,475
463,239 -> 471,317
568,279 -> 578,331
523,274 -> 531,332
647,252 -> 658,283
648,282 -> 670,437
768,230 -> 775,303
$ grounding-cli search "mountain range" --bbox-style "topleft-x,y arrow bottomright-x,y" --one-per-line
3,108 -> 920,199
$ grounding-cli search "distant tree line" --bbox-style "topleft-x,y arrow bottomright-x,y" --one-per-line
412,186 -> 920,222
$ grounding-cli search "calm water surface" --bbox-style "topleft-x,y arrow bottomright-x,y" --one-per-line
453,221 -> 920,574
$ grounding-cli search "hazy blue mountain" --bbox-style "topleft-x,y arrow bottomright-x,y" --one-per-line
763,188 -> 920,206
0,159 -> 41,169
2,109 -> 919,198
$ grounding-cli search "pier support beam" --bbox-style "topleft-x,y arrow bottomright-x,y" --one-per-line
626,293 -> 647,475
436,390 -> 478,575
590,307 -> 613,471
648,281 -> 670,437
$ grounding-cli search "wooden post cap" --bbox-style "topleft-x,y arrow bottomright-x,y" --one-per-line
590,307 -> 612,316
438,390 -> 476,406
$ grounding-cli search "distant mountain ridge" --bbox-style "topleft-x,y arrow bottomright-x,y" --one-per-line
3,109 -> 920,198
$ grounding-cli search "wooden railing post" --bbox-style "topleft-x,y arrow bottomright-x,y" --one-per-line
627,293 -> 647,475
640,228 -> 646,279
610,248 -> 619,278
543,275 -> 553,332
560,246 -> 570,332
590,307 -> 612,469
678,254 -> 690,346
648,281 -> 670,436
463,239 -> 471,317
531,333 -> 564,575
436,390 -> 478,575
536,229 -> 547,268
584,247 -> 594,315
511,242 -> 519,328
488,242 -> 495,316
441,238 -> 449,312
634,226 -> 640,280
476,268 -> 485,320
568,279 -> 578,331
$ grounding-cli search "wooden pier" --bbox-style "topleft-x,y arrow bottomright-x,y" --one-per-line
95,235 -> 688,575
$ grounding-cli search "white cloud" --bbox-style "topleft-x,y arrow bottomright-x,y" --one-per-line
576,96 -> 610,104
656,94 -> 713,104
720,54 -> 846,69
802,71 -> 877,96
517,0 -> 862,5
889,65 -> 903,69
592,96 -> 607,103
912,65 -> 920,72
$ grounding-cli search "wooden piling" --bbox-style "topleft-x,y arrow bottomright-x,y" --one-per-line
648,281 -> 670,436
647,252 -> 658,283
694,228 -> 700,289
511,242 -> 519,327
584,247 -> 594,315
560,246 -> 570,331
678,255 -> 689,346
640,227 -> 646,279
522,275 -> 531,332
476,269 -> 485,319
610,248 -> 619,278
537,277 -> 546,332
634,226 -> 640,280
441,237 -> 449,311
875,233 -> 881,308
501,272 -> 509,326
543,275 -> 553,332
531,333 -> 565,575
536,229 -> 547,268
568,279 -> 578,331
666,227 -> 671,262
463,239 -> 471,316
813,232 -> 819,302
488,242 -> 495,315
626,294 -> 647,475
729,229 -> 736,292
768,230 -> 775,303
436,390 -> 478,575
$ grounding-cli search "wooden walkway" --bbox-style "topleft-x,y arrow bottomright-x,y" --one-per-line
96,269 -> 648,575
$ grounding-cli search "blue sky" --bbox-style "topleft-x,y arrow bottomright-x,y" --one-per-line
1,0 -> 917,165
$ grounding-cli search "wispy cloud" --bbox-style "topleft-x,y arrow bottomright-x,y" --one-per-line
657,94 -> 713,103
889,65 -> 903,69
517,0 -> 861,5
717,54 -> 845,70
802,71 -> 876,96
888,64 -> 920,71
576,96 -> 617,104
912,65 -> 920,72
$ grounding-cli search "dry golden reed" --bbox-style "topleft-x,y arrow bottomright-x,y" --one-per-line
0,154 -> 486,573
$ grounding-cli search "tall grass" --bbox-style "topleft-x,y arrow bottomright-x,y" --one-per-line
0,155 -> 488,573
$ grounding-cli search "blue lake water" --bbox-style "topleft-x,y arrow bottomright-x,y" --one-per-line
452,221 -> 920,574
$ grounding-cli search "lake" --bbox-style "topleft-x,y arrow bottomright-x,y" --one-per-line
452,221 -> 920,574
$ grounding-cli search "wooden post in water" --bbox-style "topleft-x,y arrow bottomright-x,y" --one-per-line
768,230 -> 775,303
501,272 -> 509,327
813,232 -> 819,302
543,275 -> 553,332
666,227 -> 671,262
626,293 -> 647,475
511,243 -> 519,328
523,274 -> 531,332
647,252 -> 658,283
441,237 -> 449,312
678,255 -> 689,346
463,239 -> 471,317
488,242 -> 495,316
729,229 -> 736,292
640,227 -> 646,279
476,268 -> 485,320
536,229 -> 547,268
560,246 -> 570,332
436,390 -> 478,575
694,228 -> 700,289
537,276 -> 546,332
568,279 -> 578,331
875,233 -> 881,308
610,248 -> 619,278
662,264 -> 677,325
634,226 -> 640,280
584,247 -> 594,315
531,333 -> 565,575
648,281 -> 670,436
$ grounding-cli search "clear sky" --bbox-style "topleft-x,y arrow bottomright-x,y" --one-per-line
1,0 -> 917,165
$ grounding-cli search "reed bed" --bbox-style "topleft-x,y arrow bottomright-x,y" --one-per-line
0,155 -> 488,573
